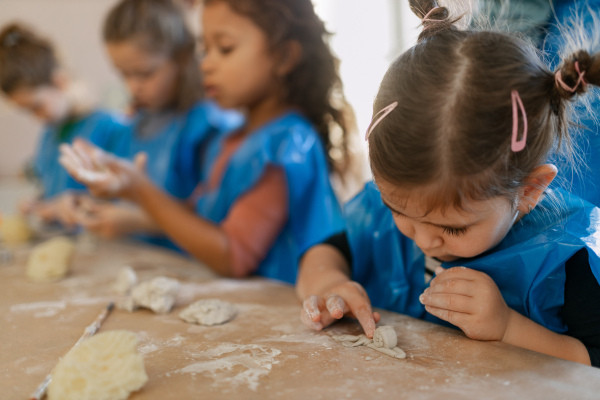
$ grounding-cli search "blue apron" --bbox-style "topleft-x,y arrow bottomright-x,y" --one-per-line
113,101 -> 242,251
543,0 -> 600,206
346,182 -> 600,333
34,110 -> 124,199
195,112 -> 344,283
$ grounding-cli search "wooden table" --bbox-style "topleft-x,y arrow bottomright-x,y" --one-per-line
2,239 -> 600,400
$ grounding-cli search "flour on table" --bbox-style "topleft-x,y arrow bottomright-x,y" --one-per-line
48,330 -> 147,400
179,299 -> 237,326
118,276 -> 179,314
332,325 -> 406,359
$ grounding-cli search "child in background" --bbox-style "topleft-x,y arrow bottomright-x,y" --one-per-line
0,23 -> 123,226
59,0 -> 355,283
74,0 -> 241,248
297,0 -> 600,367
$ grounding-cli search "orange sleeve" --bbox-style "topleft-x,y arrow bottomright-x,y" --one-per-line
221,166 -> 289,278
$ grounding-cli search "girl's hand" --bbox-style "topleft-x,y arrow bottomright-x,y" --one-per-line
420,266 -> 511,341
75,199 -> 143,239
301,281 -> 381,338
23,193 -> 80,227
58,139 -> 147,200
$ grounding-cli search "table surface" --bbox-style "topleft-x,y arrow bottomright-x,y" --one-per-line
2,238 -> 600,400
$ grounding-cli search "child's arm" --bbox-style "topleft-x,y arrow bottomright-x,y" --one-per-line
297,244 -> 380,338
420,267 -> 591,365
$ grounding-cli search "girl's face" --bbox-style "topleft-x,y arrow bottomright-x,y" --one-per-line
8,85 -> 70,124
376,178 -> 520,262
200,1 -> 280,109
106,41 -> 178,112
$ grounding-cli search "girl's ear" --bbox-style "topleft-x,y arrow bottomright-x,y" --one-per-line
517,164 -> 558,214
274,40 -> 302,77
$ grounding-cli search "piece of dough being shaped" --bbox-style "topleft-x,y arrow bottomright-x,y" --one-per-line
118,277 -> 179,314
48,330 -> 147,400
373,325 -> 397,349
113,266 -> 138,295
26,236 -> 75,282
179,299 -> 237,326
1,215 -> 33,244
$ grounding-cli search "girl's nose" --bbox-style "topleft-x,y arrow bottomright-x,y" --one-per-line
413,226 -> 443,251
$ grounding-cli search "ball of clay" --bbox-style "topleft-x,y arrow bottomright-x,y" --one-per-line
26,236 -> 75,282
373,326 -> 397,349
118,277 -> 180,314
48,330 -> 147,400
179,299 -> 237,326
113,266 -> 138,295
1,215 -> 32,244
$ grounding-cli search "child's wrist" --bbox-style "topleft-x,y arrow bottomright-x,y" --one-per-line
501,308 -> 520,344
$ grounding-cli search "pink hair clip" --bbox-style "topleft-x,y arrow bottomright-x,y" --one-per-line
555,61 -> 587,93
365,101 -> 398,141
511,90 -> 528,152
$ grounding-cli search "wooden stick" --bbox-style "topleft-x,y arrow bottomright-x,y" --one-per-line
29,302 -> 114,400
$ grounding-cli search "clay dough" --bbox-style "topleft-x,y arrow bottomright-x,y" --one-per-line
332,326 -> 406,359
26,236 -> 75,282
113,266 -> 138,295
118,277 -> 179,314
179,299 -> 237,326
47,330 -> 147,400
1,215 -> 32,244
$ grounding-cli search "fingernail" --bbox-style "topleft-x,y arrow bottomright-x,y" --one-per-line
419,294 -> 426,304
435,266 -> 444,275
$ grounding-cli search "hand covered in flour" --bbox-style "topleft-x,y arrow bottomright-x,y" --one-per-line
301,281 -> 381,338
75,198 -> 146,239
420,266 -> 511,341
59,139 -> 147,200
21,192 -> 81,228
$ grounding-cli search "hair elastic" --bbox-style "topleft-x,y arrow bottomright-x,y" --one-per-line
555,61 -> 587,93
511,90 -> 528,152
365,101 -> 398,141
422,6 -> 442,28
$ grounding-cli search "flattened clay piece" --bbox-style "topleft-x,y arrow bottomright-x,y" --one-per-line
331,334 -> 360,342
331,325 -> 406,360
26,236 -> 75,282
373,325 -> 397,349
179,299 -> 237,326
48,330 -> 147,400
118,277 -> 180,314
113,266 -> 138,295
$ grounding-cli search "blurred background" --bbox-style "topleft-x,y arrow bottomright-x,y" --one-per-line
0,0 -> 421,179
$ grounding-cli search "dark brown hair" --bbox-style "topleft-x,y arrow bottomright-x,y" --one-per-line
203,0 -> 356,176
0,23 -> 58,94
368,0 -> 600,211
103,0 -> 203,111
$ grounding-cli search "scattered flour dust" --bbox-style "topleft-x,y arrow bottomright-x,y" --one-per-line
174,343 -> 281,391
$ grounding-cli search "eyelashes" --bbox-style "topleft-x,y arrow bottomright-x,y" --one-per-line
441,226 -> 468,237
392,211 -> 469,237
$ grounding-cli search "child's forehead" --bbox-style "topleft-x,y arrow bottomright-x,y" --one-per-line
375,178 -> 507,219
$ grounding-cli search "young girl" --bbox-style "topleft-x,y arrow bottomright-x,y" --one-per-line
297,1 -> 600,367
0,23 -> 123,226
59,0 -> 354,283
74,0 -> 241,248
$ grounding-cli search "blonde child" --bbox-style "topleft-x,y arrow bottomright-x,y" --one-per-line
74,0 -> 240,249
297,0 -> 600,367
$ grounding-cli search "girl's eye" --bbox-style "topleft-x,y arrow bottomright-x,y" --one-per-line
219,46 -> 234,55
442,227 -> 468,237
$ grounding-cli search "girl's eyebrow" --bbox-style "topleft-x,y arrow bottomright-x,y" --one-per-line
381,199 -> 474,230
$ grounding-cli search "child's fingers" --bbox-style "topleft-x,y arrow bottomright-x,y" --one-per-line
426,278 -> 474,297
419,292 -> 473,314
373,311 -> 381,324
303,295 -> 323,322
325,294 -> 346,319
300,308 -> 323,331
424,305 -> 469,327
340,291 -> 377,338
